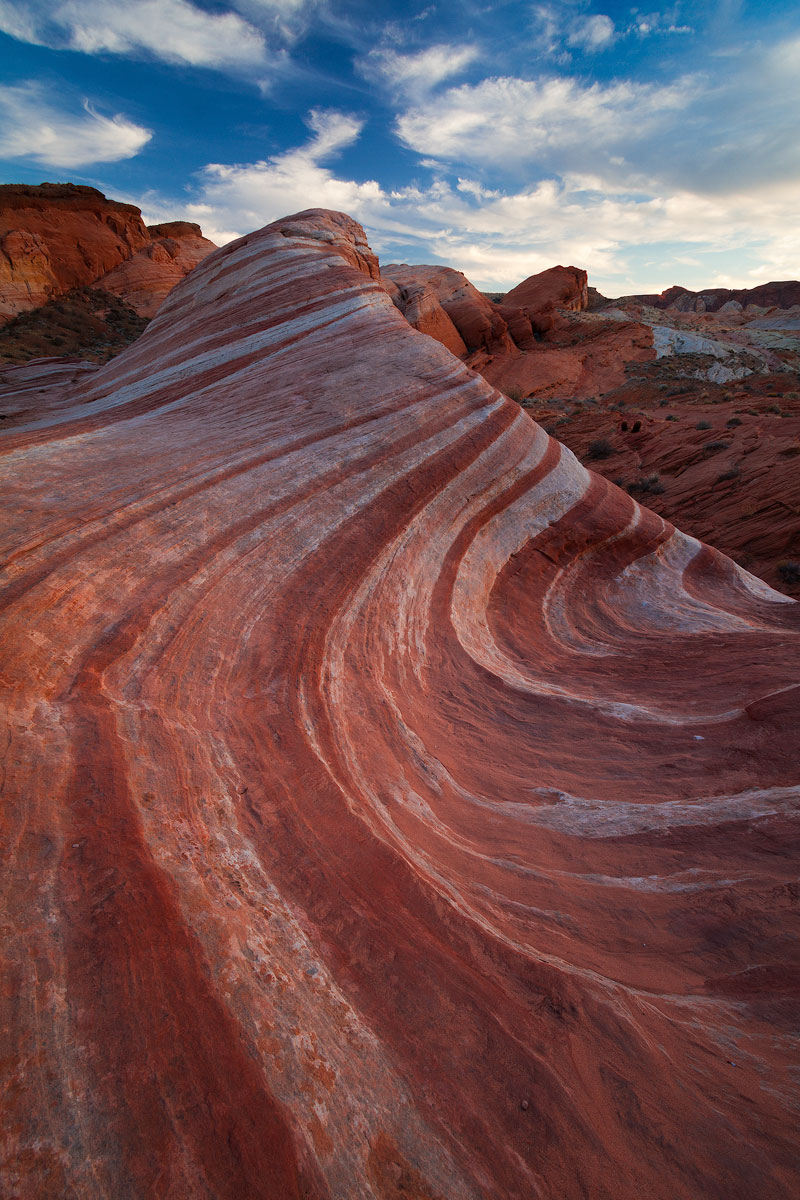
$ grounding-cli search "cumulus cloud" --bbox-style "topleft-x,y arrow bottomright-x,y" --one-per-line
182,109 -> 382,244
0,82 -> 152,167
361,43 -> 480,95
0,0 -> 269,71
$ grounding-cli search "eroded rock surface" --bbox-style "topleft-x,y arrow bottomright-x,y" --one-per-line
2,209 -> 800,1200
98,222 -> 217,318
383,260 -> 653,401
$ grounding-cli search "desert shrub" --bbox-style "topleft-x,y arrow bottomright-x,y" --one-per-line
695,420 -> 712,430
704,440 -> 730,453
767,404 -> 783,415
717,466 -> 741,482
665,413 -> 678,421
726,417 -> 742,427
505,386 -> 523,403
586,437 -> 614,460
777,561 -> 800,584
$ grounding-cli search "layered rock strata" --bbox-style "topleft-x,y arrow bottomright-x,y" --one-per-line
2,209 -> 800,1200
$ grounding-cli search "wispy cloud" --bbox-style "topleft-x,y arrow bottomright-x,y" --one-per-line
0,81 -> 152,167
180,109 -> 378,244
0,0 -> 270,71
567,14 -> 616,52
360,43 -> 480,95
395,73 -> 693,183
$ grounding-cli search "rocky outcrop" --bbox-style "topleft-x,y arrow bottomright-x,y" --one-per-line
384,260 -> 652,400
2,209 -> 799,1200
98,225 -> 217,318
382,262 -> 513,355
0,183 -> 215,323
504,264 -> 588,313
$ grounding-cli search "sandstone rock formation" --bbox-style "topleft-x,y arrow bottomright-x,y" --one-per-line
503,263 -> 588,313
2,209 -> 800,1200
0,184 -> 216,323
616,279 -> 800,314
382,262 -> 512,355
383,260 -> 653,401
97,222 -> 217,319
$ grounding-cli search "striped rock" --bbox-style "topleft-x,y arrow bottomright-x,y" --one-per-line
2,209 -> 799,1200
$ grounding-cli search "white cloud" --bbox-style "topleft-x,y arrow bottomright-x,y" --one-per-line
361,43 -> 480,95
139,110 -> 800,295
568,14 -> 616,51
0,0 -> 269,71
230,0 -> 318,42
0,82 -> 152,167
395,73 -> 693,182
180,109 -> 382,243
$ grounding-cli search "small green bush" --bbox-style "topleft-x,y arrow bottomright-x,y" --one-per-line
696,420 -> 712,430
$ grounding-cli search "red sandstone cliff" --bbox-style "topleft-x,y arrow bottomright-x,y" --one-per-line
613,279 -> 800,313
0,184 -> 216,322
2,209 -> 799,1200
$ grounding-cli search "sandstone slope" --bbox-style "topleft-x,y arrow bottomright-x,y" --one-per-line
2,210 -> 800,1200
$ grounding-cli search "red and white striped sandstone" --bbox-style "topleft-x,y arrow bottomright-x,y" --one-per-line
2,210 -> 799,1200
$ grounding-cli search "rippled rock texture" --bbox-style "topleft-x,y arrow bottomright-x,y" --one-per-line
2,209 -> 800,1200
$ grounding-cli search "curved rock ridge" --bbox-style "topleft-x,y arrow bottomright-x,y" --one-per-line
2,209 -> 800,1200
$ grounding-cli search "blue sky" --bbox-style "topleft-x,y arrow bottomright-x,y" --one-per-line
1,0 -> 798,293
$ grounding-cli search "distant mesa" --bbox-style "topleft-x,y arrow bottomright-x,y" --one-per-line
604,279 -> 800,314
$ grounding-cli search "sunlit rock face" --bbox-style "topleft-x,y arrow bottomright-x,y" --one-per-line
98,222 -> 218,318
2,209 -> 799,1200
0,184 -> 216,322
382,259 -> 655,401
503,263 -> 589,313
